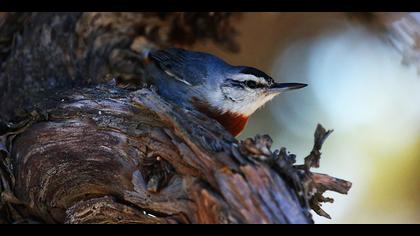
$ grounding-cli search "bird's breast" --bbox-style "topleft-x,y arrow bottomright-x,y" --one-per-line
191,97 -> 249,136
213,112 -> 249,137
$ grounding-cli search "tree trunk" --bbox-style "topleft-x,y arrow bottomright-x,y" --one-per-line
0,12 -> 351,224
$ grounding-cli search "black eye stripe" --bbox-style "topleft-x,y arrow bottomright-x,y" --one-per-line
244,80 -> 266,89
227,79 -> 244,88
226,79 -> 266,89
245,80 -> 257,88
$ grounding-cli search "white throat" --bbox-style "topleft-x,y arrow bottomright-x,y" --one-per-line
207,89 -> 278,117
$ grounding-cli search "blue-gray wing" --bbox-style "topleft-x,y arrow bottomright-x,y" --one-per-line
148,48 -> 213,86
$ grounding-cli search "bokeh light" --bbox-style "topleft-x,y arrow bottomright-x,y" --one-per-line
271,23 -> 420,223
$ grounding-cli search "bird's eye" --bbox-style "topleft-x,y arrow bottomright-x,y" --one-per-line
245,80 -> 258,88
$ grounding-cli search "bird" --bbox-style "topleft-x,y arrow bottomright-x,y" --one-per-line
145,48 -> 307,137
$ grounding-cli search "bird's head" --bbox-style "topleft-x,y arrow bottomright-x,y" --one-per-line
206,66 -> 307,117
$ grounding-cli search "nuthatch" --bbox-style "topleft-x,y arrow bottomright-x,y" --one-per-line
146,48 -> 307,136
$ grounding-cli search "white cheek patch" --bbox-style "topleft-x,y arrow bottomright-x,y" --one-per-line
239,93 -> 277,116
207,87 -> 278,117
220,86 -> 245,102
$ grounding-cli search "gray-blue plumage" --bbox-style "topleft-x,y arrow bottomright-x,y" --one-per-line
148,48 -> 234,86
146,48 -> 238,107
145,47 -> 307,118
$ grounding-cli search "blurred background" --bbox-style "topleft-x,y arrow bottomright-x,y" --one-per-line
193,12 -> 420,224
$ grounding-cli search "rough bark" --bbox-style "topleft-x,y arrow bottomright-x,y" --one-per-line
0,12 -> 351,224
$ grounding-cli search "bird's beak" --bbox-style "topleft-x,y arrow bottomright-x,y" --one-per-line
268,82 -> 308,94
